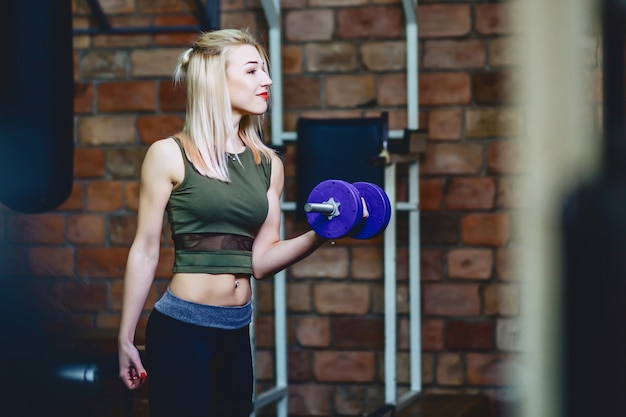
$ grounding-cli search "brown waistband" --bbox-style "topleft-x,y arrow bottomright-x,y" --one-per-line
173,233 -> 253,252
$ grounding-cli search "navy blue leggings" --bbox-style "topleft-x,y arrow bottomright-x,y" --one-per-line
144,309 -> 253,417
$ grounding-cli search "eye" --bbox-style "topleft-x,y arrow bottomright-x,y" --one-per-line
248,69 -> 257,74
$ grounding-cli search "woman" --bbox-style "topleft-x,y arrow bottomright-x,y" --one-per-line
117,29 -> 328,417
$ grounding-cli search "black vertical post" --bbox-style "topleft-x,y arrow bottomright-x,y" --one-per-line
0,0 -> 74,213
561,1 -> 626,416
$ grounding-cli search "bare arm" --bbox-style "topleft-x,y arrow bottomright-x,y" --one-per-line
118,139 -> 179,389
251,154 -> 328,279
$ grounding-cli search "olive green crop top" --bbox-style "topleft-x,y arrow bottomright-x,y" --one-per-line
166,137 -> 272,275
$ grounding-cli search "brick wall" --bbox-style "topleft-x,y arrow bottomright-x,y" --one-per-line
0,0 -> 603,416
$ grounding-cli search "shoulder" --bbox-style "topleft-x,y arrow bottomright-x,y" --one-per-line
143,137 -> 185,183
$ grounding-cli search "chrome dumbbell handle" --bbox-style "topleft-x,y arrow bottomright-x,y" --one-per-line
304,197 -> 341,220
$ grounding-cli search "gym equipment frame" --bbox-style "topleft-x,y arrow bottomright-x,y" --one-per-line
252,0 -> 422,416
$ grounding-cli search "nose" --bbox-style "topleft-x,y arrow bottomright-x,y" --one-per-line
262,73 -> 272,87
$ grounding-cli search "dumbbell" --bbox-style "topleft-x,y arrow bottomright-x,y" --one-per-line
305,179 -> 392,240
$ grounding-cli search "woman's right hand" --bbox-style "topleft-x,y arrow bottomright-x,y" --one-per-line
118,341 -> 147,390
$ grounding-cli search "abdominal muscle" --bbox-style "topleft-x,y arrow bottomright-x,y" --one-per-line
168,273 -> 252,307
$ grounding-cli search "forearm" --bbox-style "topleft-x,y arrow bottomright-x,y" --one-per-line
118,250 -> 158,345
252,230 -> 327,279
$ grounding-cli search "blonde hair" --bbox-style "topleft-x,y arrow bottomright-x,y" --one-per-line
173,28 -> 275,181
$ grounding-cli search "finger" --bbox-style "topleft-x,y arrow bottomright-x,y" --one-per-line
361,197 -> 370,218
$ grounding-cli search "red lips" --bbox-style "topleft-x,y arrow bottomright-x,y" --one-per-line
257,92 -> 268,100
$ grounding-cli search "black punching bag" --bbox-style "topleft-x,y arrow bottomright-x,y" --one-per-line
0,0 -> 74,213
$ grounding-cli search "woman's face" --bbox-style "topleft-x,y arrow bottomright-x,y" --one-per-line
225,44 -> 272,121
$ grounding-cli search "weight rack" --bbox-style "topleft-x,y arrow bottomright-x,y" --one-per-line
252,1 -> 423,415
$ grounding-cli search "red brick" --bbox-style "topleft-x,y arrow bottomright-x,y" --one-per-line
466,108 -> 524,138
98,81 -> 157,112
288,350 -> 312,381
475,3 -> 516,35
423,40 -> 486,69
287,282 -> 312,312
74,148 -> 105,178
106,148 -> 146,179
423,283 -> 481,316
285,9 -> 334,41
496,248 -> 517,281
96,313 -> 121,330
220,12 -> 258,35
361,41 -> 406,72
333,317 -> 384,349
282,0 -> 306,8
473,71 -> 519,105
378,74 -> 406,106
422,353 -> 435,384
446,319 -> 495,350
91,17 -> 152,48
74,83 -> 94,114
421,214 -> 460,245
67,214 -> 105,244
289,384 -> 331,416
314,351 -> 376,382
305,42 -> 359,73
483,283 -> 520,316
445,177 -> 496,210
313,283 -> 370,314
334,385 -> 367,416
419,73 -> 471,106
124,182 -> 140,211
159,81 -> 186,112
57,183 -> 84,211
137,0 -> 183,13
80,50 -> 127,79
295,316 -> 330,347
311,0 -> 368,5
422,318 -> 444,351
497,176 -> 518,208
462,213 -> 510,246
417,4 -> 471,38
254,280 -> 274,313
76,247 -> 128,278
283,44 -> 303,74
420,178 -> 443,211
254,349 -> 274,380
53,281 -> 108,311
7,214 -> 65,244
466,353 -> 508,385
155,248 -> 174,278
422,143 -> 483,175
130,49 -> 181,78
427,109 -> 464,141
351,246 -> 383,279
28,247 -> 74,277
284,76 -> 322,109
448,249 -> 494,280
488,140 -> 520,174
436,353 -> 464,386
254,315 -> 274,348
86,181 -> 123,212
78,115 -> 137,146
95,0 -> 134,14
153,15 -> 199,46
337,7 -> 404,39
291,246 -> 348,279
325,75 -> 376,107
108,215 -> 137,245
